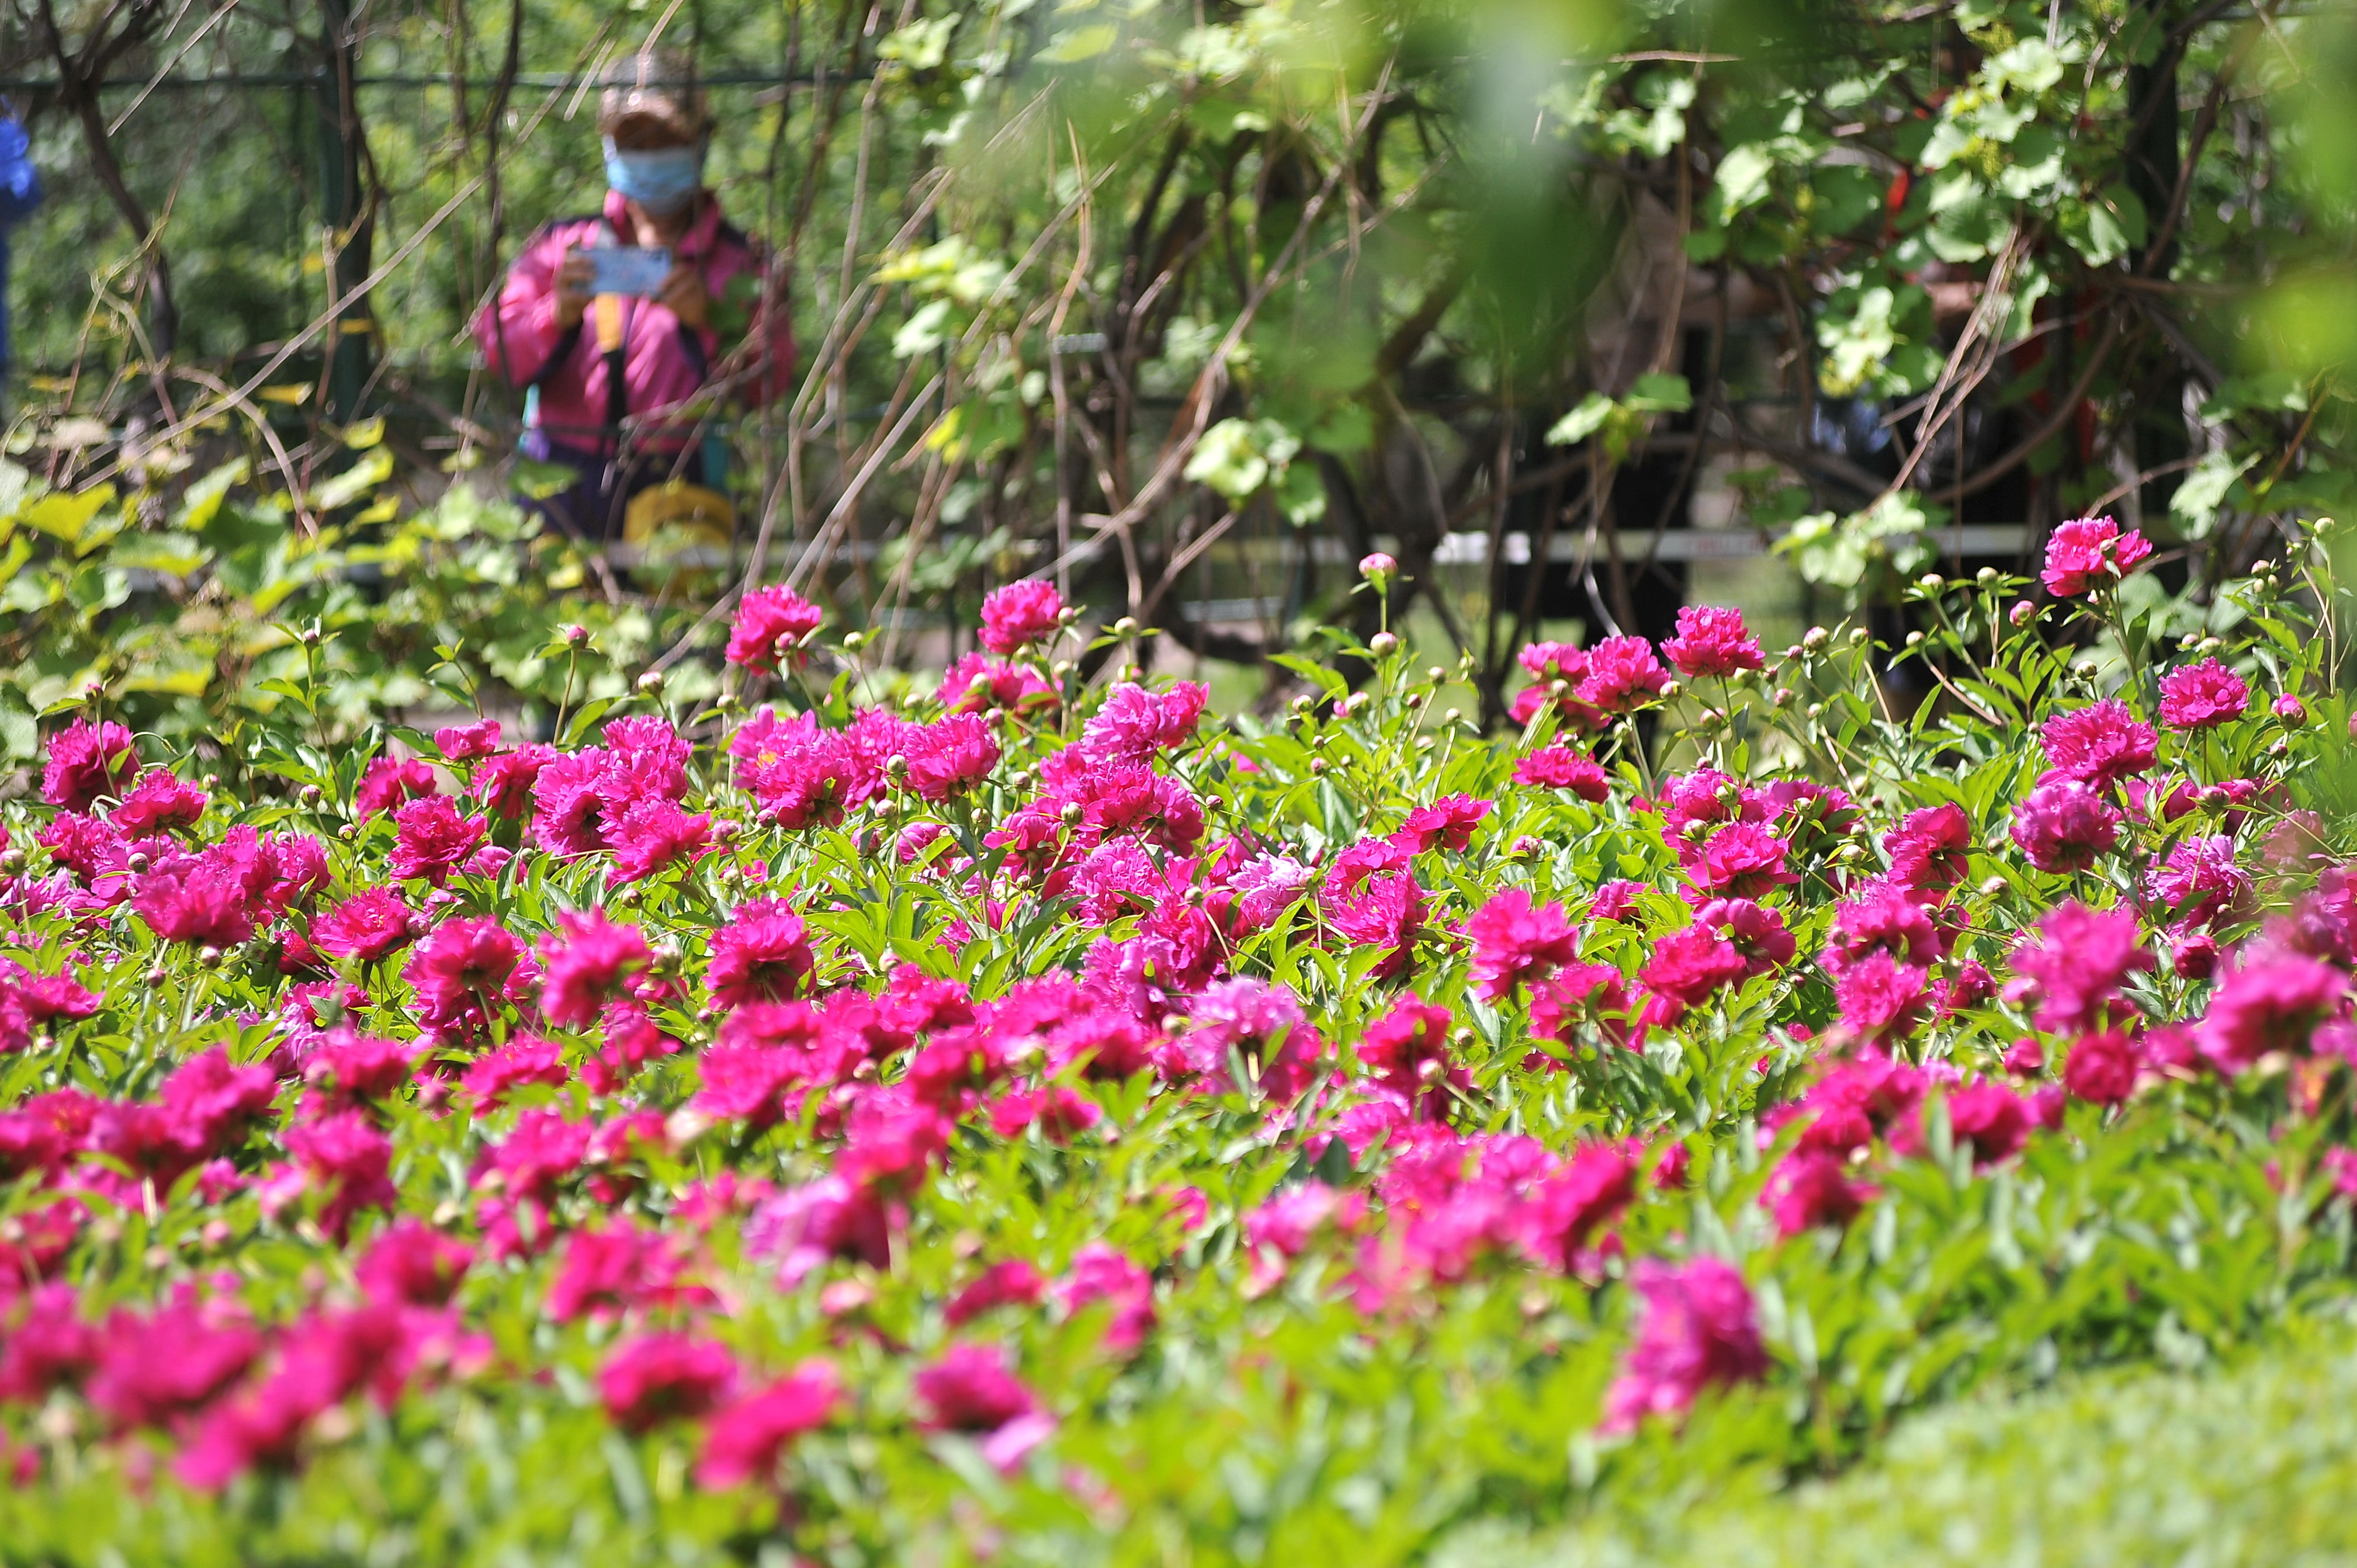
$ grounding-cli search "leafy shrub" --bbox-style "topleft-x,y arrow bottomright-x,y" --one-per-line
1442,1324 -> 2357,1567
0,505 -> 2354,1565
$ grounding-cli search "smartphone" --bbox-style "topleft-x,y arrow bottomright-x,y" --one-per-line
588,246 -> 673,297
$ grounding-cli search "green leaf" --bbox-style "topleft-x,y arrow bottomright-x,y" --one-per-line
1545,393 -> 1617,447
1039,23 -> 1118,62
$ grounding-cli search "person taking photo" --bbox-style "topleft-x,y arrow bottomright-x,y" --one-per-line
473,47 -> 793,545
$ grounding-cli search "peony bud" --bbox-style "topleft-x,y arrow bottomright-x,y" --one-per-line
2275,694 -> 2308,724
1359,551 -> 1397,580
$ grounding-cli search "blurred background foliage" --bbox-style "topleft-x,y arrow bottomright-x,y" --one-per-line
1,0 -> 2355,749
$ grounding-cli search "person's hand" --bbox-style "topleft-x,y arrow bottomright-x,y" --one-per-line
553,248 -> 595,329
657,262 -> 709,331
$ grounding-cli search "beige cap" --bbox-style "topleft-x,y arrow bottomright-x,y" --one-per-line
597,46 -> 710,141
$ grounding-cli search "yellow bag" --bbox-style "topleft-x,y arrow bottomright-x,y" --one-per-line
622,478 -> 736,550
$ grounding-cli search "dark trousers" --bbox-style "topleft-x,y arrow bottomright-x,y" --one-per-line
518,431 -> 708,545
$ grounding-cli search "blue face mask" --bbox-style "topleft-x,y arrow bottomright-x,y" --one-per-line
602,137 -> 705,216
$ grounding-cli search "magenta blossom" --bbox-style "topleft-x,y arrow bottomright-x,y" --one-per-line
1576,635 -> 1670,714
41,717 -> 139,812
355,757 -> 438,820
1464,891 -> 1580,1001
979,580 -> 1065,654
2040,700 -> 2157,790
2158,658 -> 2250,730
538,911 -> 652,1028
695,1361 -> 840,1489
1514,746 -> 1610,800
726,585 -> 824,673
598,1334 -> 737,1432
2041,515 -> 2152,598
707,899 -> 816,1010
1661,605 -> 1764,679
389,796 -> 488,886
2199,953 -> 2349,1073
2010,901 -> 2154,1034
1601,1257 -> 1769,1433
2009,780 -> 2121,873
112,770 -> 207,835
434,719 -> 501,760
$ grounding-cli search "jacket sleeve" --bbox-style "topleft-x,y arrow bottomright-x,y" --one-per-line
473,226 -> 573,387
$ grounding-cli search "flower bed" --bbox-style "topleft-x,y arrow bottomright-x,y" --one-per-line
1,524 -> 2353,1563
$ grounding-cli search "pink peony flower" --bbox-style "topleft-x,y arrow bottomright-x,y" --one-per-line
1640,926 -> 1751,1024
355,757 -> 438,820
2040,515 -> 2152,597
41,717 -> 140,811
1679,821 -> 1796,900
472,744 -> 556,818
1834,951 -> 1930,1042
729,709 -> 871,830
461,1035 -> 571,1105
1514,747 -> 1610,800
2158,658 -> 2251,730
2199,953 -> 2349,1073
1392,794 -> 1493,854
537,911 -> 652,1028
598,1334 -> 737,1432
937,653 -> 1056,716
405,917 -> 530,1042
979,580 -> 1065,654
1354,994 -> 1461,1108
945,1260 -> 1049,1326
1822,883 -> 1944,975
1661,605 -> 1764,679
2010,901 -> 2154,1033
1763,1149 -> 1873,1236
1575,635 -> 1670,714
131,856 -> 257,948
605,798 -> 713,886
1692,897 -> 1795,974
707,900 -> 816,1010
913,1342 -> 1041,1435
1883,802 -> 1973,893
900,713 -> 1001,801
695,1361 -> 840,1489
2062,1030 -> 2139,1105
1600,1257 -> 1768,1432
1056,1243 -> 1155,1352
434,719 -> 502,760
302,1032 -> 417,1109
2040,699 -> 2158,789
311,887 -> 415,965
726,584 -> 825,672
356,1218 -> 475,1306
1081,682 -> 1209,765
1318,844 -> 1426,981
2145,835 -> 2251,932
112,769 -> 207,834
85,1302 -> 262,1430
388,795 -> 488,886
2009,780 -> 2121,873
1465,891 -> 1580,1000
278,1111 -> 397,1239
1589,880 -> 1646,923
1226,851 -> 1317,934
1940,1083 -> 2032,1167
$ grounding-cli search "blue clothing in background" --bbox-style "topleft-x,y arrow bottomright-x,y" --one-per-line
0,116 -> 43,373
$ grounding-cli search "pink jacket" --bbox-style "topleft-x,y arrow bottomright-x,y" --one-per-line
473,190 -> 795,455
